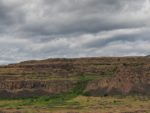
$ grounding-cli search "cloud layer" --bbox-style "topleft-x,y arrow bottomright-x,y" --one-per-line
0,0 -> 150,64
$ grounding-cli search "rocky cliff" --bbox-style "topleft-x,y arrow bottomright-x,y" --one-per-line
0,57 -> 150,98
85,67 -> 150,96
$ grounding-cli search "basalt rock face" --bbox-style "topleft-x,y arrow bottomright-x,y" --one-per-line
0,57 -> 150,98
0,80 -> 76,91
85,67 -> 150,96
0,80 -> 77,98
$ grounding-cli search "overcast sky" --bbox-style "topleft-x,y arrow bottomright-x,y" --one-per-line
0,0 -> 150,64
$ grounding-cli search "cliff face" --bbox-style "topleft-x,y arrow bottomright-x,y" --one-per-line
0,80 -> 76,98
0,57 -> 150,98
85,67 -> 150,96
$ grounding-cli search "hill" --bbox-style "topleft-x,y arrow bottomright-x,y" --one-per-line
0,57 -> 149,113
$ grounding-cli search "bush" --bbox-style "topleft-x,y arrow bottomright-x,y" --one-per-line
82,92 -> 91,96
38,96 -> 50,101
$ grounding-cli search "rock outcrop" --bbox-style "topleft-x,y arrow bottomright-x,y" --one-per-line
85,67 -> 150,96
0,80 -> 76,98
0,57 -> 150,98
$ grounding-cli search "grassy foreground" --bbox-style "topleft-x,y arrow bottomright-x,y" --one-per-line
0,95 -> 149,113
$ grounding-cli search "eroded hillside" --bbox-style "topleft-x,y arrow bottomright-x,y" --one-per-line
0,57 -> 150,98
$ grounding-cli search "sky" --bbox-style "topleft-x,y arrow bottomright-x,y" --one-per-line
0,0 -> 150,64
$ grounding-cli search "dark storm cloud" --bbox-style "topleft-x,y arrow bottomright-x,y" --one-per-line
18,0 -> 147,38
0,0 -> 150,64
0,0 -> 25,36
0,0 -> 148,37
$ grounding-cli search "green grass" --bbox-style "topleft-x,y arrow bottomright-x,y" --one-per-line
0,95 -> 149,113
